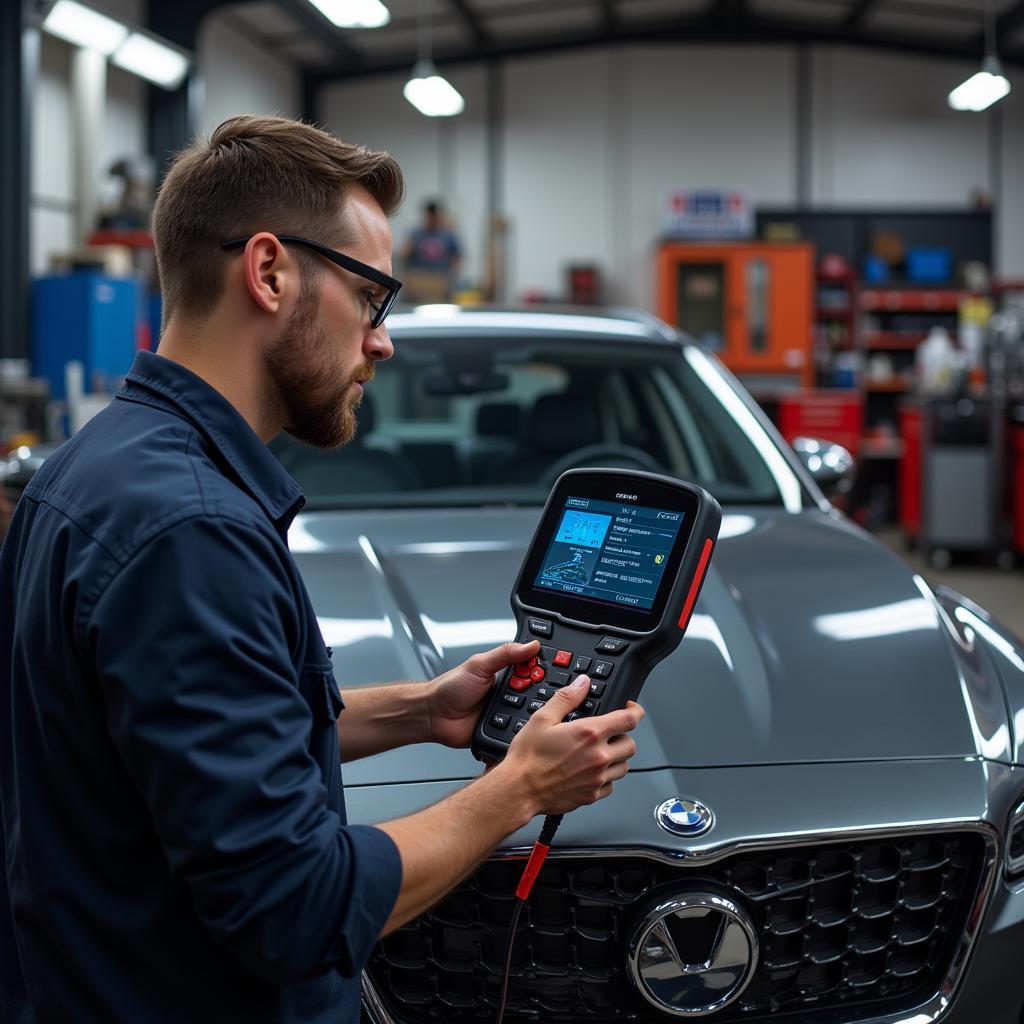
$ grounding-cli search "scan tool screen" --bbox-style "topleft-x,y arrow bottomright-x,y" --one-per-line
533,496 -> 685,612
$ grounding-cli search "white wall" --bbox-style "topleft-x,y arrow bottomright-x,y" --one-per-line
31,35 -> 76,276
618,45 -> 797,308
320,41 -> 1024,305
197,11 -> 300,135
811,47 -> 991,205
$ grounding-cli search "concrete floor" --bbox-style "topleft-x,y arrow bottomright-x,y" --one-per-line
875,527 -> 1024,638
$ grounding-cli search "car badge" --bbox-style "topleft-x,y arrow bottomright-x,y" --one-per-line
628,889 -> 759,1017
656,797 -> 714,837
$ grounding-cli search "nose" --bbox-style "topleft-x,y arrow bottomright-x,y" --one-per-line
364,323 -> 394,362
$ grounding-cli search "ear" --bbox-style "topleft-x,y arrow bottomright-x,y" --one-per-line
241,233 -> 297,315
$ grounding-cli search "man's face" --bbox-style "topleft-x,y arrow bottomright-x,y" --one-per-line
265,186 -> 395,449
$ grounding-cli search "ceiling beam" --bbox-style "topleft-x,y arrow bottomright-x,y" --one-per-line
845,0 -> 880,30
445,0 -> 489,48
598,0 -> 617,33
714,0 -> 747,24
306,11 -> 1024,85
275,0 -> 365,68
968,0 -> 1024,53
996,0 -> 1024,43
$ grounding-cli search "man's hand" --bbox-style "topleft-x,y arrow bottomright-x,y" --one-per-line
504,674 -> 644,814
425,640 -> 541,749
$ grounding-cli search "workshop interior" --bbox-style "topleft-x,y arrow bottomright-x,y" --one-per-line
4,0 -> 1024,1022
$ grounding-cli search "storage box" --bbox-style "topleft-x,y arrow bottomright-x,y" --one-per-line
906,248 -> 953,283
31,272 -> 142,401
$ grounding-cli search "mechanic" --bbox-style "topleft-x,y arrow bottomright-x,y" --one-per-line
400,198 -> 462,301
0,115 -> 642,1023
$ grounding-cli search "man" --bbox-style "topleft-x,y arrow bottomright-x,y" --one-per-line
400,199 -> 462,302
0,115 -> 641,1023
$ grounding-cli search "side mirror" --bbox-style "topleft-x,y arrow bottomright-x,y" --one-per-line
791,436 -> 856,500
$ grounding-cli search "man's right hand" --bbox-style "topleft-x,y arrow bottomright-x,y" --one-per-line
499,673 -> 644,816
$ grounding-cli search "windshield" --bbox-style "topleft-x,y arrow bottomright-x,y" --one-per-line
270,334 -> 803,510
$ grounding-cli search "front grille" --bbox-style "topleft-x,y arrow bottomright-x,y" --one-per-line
366,832 -> 985,1023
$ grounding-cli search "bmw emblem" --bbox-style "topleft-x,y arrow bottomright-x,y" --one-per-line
656,797 -> 714,837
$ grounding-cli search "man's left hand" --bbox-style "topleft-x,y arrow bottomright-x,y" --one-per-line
425,640 -> 541,748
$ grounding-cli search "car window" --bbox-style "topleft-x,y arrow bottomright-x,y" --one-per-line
269,335 -> 801,509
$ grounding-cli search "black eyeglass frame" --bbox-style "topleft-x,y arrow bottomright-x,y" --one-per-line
220,234 -> 402,328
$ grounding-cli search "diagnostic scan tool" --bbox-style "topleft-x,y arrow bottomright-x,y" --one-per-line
472,469 -> 721,763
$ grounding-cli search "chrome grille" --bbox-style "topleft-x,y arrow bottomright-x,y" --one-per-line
366,832 -> 986,1022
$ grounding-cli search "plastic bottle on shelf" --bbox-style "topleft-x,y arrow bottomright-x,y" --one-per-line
916,326 -> 955,394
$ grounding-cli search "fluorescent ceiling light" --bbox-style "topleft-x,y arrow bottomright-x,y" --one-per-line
112,32 -> 190,89
43,0 -> 127,55
948,56 -> 1012,111
306,0 -> 390,28
404,60 -> 465,117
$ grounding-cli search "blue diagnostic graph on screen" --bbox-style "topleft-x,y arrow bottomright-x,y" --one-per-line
555,511 -> 612,548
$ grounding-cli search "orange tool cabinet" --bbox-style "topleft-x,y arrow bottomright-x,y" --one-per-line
656,241 -> 815,388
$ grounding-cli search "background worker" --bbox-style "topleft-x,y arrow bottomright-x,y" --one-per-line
400,198 -> 462,302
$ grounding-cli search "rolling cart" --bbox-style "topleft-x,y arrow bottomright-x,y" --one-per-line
899,395 -> 1011,568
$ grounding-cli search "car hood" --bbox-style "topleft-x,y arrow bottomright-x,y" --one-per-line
289,507 -> 1010,784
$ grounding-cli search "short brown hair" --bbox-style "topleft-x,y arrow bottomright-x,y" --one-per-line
153,115 -> 404,328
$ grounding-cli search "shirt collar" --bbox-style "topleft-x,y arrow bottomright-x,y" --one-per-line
120,351 -> 305,528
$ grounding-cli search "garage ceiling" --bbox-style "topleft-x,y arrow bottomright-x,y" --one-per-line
213,0 -> 1024,81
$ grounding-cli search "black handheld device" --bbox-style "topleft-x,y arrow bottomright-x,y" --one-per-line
471,468 -> 721,763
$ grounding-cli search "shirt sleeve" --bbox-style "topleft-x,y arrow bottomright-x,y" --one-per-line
85,514 -> 402,984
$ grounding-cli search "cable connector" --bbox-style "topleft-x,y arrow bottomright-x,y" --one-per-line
514,842 -> 550,900
513,813 -> 563,899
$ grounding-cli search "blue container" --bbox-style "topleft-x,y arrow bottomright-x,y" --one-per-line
906,247 -> 952,283
32,272 -> 141,401
863,255 -> 890,283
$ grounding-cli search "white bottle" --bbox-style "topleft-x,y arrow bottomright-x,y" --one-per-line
916,326 -> 954,394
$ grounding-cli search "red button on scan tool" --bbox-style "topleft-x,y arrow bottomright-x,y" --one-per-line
530,666 -> 546,683
552,650 -> 573,667
508,677 -> 530,692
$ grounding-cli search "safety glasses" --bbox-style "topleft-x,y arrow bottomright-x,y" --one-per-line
220,234 -> 402,328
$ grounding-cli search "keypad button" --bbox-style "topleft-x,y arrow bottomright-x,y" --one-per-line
534,687 -> 554,701
513,663 -> 532,679
508,677 -> 530,692
528,617 -> 553,638
539,646 -> 556,663
547,669 -> 570,687
530,666 -> 546,683
582,699 -> 599,715
591,660 -> 613,679
501,693 -> 525,708
589,681 -> 606,698
490,712 -> 510,729
513,719 -> 528,733
596,637 -> 629,654
553,650 -> 573,668
527,699 -> 545,714
564,711 -> 582,723
572,655 -> 592,673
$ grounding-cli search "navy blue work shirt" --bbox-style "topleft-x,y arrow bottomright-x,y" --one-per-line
0,350 -> 402,1023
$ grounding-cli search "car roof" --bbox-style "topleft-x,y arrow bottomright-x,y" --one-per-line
386,305 -> 684,345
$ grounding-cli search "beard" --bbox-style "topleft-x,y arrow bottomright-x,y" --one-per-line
264,282 -> 373,450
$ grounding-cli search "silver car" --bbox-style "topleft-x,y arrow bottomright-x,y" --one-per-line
14,308 -> 1020,1022
271,307 -> 1024,1024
